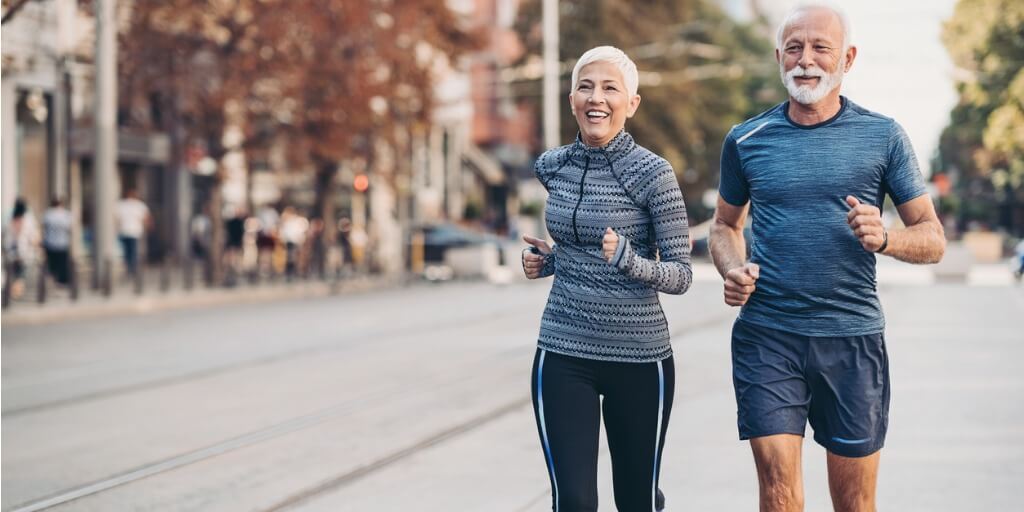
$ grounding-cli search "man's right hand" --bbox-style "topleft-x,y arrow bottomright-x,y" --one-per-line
723,263 -> 760,306
522,235 -> 552,279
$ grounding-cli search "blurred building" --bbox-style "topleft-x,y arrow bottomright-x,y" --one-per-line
2,0 -> 540,280
2,0 -> 79,222
2,0 -> 173,266
419,0 -> 537,234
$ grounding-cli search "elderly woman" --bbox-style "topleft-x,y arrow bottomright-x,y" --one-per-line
522,46 -> 692,512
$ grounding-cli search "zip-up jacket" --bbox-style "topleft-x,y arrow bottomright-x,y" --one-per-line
534,130 -> 692,362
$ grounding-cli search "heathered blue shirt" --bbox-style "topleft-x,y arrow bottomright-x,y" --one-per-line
718,97 -> 927,336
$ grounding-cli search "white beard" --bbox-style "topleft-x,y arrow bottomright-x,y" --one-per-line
781,57 -> 845,105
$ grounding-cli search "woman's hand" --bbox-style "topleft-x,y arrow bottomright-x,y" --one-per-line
602,227 -> 619,263
522,235 -> 552,279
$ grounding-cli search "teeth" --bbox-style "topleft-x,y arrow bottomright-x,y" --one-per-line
587,111 -> 608,118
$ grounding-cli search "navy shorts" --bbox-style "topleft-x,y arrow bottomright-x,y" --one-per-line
731,318 -> 890,458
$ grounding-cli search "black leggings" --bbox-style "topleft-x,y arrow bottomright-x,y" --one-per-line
531,349 -> 674,512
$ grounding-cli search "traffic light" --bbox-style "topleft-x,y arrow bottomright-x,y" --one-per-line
353,174 -> 369,193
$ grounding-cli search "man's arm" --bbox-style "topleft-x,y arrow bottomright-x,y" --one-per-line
710,196 -> 749,278
885,195 -> 945,264
710,196 -> 760,306
847,194 -> 944,264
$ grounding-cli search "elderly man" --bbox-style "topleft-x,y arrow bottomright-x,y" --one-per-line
709,3 -> 946,511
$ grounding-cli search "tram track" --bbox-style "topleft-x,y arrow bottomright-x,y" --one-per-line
4,287 -> 734,511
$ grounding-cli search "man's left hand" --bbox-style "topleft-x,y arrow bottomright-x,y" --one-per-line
846,195 -> 885,252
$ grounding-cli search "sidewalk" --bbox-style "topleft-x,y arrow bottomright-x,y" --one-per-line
1,271 -> 399,327
4,259 -> 1017,328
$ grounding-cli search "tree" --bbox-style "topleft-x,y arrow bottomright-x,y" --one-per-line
118,0 -> 477,277
120,0 -> 292,280
938,0 -> 1024,234
245,0 -> 478,272
514,0 -> 783,222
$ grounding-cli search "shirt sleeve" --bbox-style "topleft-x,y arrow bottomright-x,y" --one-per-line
718,130 -> 749,206
539,245 -> 556,278
612,164 -> 693,295
884,121 -> 928,205
534,149 -> 565,191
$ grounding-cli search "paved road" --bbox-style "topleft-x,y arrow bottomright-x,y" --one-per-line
2,275 -> 1022,511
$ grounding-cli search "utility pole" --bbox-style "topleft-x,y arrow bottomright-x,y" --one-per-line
542,0 -> 560,149
93,0 -> 117,292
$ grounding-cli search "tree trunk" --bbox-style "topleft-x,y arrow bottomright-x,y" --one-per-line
208,147 -> 226,286
313,158 -> 338,278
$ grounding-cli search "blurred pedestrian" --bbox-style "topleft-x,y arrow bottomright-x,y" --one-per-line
305,217 -> 325,277
42,197 -> 73,285
279,207 -> 308,280
522,46 -> 691,512
255,204 -> 280,278
115,189 -> 151,277
223,205 -> 246,286
337,217 -> 353,275
190,210 -> 212,260
3,198 -> 41,299
709,4 -> 946,511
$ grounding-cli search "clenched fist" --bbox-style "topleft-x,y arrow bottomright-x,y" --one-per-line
724,262 -> 759,306
602,227 -> 619,262
522,234 -> 552,279
846,196 -> 886,253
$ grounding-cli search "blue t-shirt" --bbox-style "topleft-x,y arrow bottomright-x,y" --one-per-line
718,97 -> 927,336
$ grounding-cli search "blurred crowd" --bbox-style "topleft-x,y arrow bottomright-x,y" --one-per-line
2,195 -> 370,301
190,203 -> 365,286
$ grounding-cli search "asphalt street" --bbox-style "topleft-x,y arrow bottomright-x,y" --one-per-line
2,271 -> 1022,511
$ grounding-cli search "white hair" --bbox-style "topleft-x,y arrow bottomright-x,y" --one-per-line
775,2 -> 853,52
570,46 -> 639,98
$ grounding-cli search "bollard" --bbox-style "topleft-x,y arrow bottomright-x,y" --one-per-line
184,254 -> 194,291
102,258 -> 113,297
411,231 -> 425,275
92,258 -> 101,290
134,262 -> 144,295
160,256 -> 171,293
248,262 -> 259,286
1,261 -> 11,309
203,254 -> 214,288
69,255 -> 79,301
2,256 -> 13,309
37,259 -> 48,304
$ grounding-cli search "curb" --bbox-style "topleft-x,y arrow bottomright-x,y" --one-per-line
1,277 -> 400,327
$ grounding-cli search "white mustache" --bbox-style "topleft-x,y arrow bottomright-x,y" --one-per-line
786,66 -> 827,79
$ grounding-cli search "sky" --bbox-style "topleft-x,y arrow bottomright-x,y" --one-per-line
724,0 -> 960,176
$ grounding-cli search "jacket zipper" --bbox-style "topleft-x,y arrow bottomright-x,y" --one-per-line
572,155 -> 590,244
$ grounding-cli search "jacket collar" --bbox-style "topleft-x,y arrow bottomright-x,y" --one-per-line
570,130 -> 634,166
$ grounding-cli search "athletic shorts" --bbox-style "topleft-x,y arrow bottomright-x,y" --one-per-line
731,318 -> 890,457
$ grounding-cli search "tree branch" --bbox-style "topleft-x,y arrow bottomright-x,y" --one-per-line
2,0 -> 37,25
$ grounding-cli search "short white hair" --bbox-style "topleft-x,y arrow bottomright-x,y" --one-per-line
776,2 -> 853,52
570,46 -> 639,98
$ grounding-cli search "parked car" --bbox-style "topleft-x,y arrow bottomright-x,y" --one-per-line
408,223 -> 494,264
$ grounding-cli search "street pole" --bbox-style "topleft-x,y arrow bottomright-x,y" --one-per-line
53,0 -> 76,201
93,0 -> 117,293
542,0 -> 560,150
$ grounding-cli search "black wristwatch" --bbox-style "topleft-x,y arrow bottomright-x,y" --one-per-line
876,230 -> 889,254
